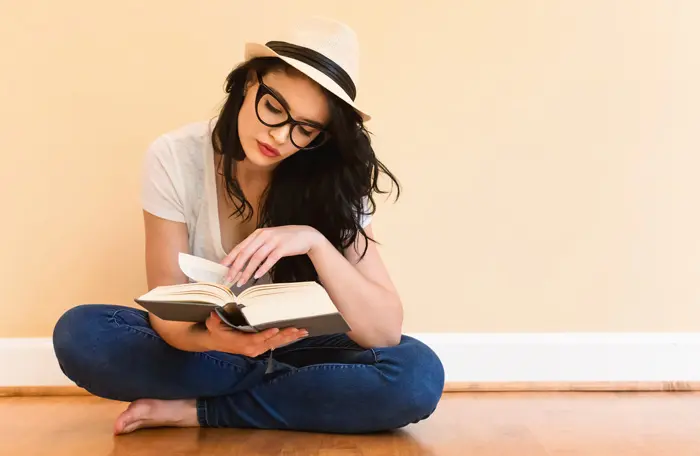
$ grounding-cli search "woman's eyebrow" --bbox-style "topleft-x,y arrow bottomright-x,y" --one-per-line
267,85 -> 324,126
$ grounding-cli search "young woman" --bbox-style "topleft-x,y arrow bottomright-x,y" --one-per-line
52,17 -> 444,435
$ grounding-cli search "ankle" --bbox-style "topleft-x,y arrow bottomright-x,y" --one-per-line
175,399 -> 199,426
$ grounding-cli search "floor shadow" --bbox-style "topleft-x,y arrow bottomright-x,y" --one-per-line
108,426 -> 437,455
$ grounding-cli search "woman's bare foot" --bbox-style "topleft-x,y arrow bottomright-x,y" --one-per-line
113,398 -> 199,435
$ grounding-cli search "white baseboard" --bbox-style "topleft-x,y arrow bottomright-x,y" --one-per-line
2,334 -> 700,387
411,333 -> 700,383
1,338 -> 72,386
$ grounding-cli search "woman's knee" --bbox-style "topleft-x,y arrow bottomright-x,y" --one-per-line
373,336 -> 445,429
54,305 -> 106,356
52,304 -> 133,384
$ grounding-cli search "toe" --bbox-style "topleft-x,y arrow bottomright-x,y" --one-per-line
121,420 -> 144,435
114,413 -> 133,435
114,400 -> 151,435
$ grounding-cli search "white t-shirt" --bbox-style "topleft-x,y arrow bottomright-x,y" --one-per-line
140,119 -> 371,289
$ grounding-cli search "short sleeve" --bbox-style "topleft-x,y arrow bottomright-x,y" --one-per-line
358,196 -> 373,228
140,136 -> 187,223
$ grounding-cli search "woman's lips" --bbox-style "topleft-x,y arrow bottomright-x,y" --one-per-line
257,141 -> 280,157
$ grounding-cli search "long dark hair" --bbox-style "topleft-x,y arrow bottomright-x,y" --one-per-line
211,57 -> 400,283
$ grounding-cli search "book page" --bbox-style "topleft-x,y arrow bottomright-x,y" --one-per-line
138,282 -> 233,306
238,281 -> 317,300
240,283 -> 339,326
178,252 -> 236,289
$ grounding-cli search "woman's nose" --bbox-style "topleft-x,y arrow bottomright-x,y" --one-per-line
269,124 -> 291,145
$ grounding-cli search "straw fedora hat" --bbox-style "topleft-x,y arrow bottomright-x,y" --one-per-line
244,16 -> 370,122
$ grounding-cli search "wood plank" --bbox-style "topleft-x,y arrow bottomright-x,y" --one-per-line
2,392 -> 700,455
444,381 -> 700,392
4,381 -> 700,397
0,386 -> 91,397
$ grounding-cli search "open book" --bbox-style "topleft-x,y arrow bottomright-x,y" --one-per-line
134,253 -> 350,336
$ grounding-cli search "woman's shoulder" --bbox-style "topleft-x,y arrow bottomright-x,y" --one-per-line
149,119 -> 213,156
143,119 -> 215,177
141,119 -> 214,208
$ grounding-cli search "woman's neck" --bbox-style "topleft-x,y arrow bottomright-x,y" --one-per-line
234,158 -> 272,189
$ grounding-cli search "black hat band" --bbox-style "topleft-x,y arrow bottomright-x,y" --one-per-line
266,40 -> 357,101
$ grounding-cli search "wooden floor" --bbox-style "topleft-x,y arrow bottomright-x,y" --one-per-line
1,392 -> 699,455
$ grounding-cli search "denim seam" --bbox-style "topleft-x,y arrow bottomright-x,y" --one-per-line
197,398 -> 210,427
110,310 -> 246,373
278,346 -> 365,355
195,352 -> 247,373
262,362 -> 377,387
109,310 -> 161,341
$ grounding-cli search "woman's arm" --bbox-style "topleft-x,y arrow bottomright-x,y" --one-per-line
143,211 -> 305,354
223,224 -> 404,349
308,223 -> 403,348
142,211 -> 213,352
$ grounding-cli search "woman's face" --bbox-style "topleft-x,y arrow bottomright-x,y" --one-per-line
238,69 -> 330,168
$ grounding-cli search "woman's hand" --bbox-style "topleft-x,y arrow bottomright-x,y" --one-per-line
204,311 -> 307,356
221,225 -> 324,287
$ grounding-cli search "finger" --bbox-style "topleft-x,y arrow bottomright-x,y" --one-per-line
254,327 -> 296,348
279,327 -> 306,343
252,248 -> 282,280
226,232 -> 268,282
232,234 -> 268,273
221,229 -> 262,269
220,243 -> 244,268
275,330 -> 308,348
249,327 -> 280,345
223,271 -> 242,288
223,252 -> 248,283
237,243 -> 276,287
205,311 -> 222,332
268,328 -> 307,348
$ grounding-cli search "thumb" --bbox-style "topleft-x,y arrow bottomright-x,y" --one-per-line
206,311 -> 221,331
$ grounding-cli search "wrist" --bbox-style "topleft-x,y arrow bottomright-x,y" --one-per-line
308,228 -> 329,256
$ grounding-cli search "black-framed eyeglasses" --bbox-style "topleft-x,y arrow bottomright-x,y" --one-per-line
254,73 -> 330,150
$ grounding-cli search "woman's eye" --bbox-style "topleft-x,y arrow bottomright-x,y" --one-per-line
265,100 -> 283,114
299,127 -> 313,137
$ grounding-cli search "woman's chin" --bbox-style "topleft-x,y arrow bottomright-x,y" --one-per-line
248,155 -> 278,169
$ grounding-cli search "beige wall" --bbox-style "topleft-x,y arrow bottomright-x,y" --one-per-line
2,1 -> 699,337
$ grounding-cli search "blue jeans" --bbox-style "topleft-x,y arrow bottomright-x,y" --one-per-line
52,304 -> 445,434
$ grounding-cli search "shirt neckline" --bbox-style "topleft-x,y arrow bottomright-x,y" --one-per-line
204,120 -> 229,260
203,119 -> 272,285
